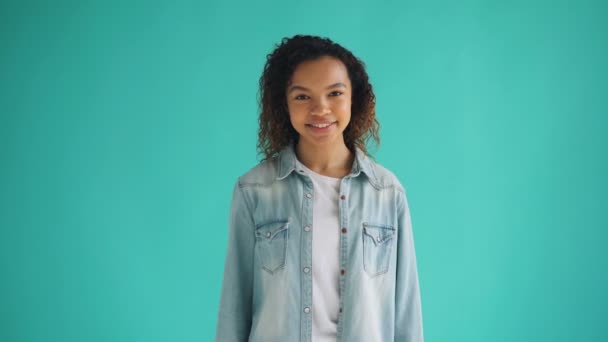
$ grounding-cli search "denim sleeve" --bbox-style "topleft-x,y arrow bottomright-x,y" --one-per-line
395,189 -> 424,341
215,180 -> 255,342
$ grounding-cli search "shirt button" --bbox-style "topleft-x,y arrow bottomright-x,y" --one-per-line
303,267 -> 310,273
341,228 -> 347,233
304,307 -> 310,313
339,307 -> 343,313
266,232 -> 272,238
306,193 -> 312,199
340,195 -> 346,200
376,236 -> 381,243
341,269 -> 346,276
304,225 -> 311,232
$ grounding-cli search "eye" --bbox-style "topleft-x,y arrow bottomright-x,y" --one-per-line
329,91 -> 343,96
294,94 -> 309,100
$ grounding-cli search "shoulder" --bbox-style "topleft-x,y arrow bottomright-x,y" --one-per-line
236,157 -> 280,187
367,158 -> 407,194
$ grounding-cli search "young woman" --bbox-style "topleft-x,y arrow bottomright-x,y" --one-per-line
215,35 -> 423,342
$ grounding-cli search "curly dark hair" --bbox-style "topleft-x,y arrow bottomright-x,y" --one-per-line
257,34 -> 380,160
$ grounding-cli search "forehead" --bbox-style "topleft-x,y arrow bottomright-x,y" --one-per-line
289,56 -> 350,86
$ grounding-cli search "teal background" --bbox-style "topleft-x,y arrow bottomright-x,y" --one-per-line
1,0 -> 607,341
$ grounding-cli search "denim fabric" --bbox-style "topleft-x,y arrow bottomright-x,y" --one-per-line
215,144 -> 423,342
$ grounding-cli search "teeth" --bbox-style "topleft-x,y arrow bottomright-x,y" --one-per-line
310,122 -> 333,128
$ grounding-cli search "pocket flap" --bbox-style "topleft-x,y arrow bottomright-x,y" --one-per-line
256,220 -> 290,242
363,223 -> 395,245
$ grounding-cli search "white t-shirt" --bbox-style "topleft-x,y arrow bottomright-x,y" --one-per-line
296,159 -> 341,342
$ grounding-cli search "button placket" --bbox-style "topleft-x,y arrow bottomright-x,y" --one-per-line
336,178 -> 351,340
300,179 -> 314,341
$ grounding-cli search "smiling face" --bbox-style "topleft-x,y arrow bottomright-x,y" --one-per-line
286,56 -> 352,150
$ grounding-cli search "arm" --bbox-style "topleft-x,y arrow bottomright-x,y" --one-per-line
215,180 -> 255,342
395,189 -> 424,341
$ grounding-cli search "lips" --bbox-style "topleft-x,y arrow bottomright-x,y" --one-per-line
305,121 -> 337,134
306,121 -> 336,128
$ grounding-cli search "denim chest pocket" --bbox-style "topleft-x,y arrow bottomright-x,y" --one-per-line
255,220 -> 290,274
362,223 -> 395,277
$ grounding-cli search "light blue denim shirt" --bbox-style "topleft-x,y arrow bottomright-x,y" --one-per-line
215,144 -> 423,342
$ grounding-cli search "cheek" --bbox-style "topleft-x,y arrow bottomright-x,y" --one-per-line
337,98 -> 352,115
288,102 -> 305,115
287,108 -> 304,127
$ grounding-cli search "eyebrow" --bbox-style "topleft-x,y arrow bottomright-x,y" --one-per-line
287,82 -> 347,94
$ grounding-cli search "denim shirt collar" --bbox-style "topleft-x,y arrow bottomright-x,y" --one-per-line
276,143 -> 376,181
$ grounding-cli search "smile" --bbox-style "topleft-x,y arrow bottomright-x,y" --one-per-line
306,122 -> 336,128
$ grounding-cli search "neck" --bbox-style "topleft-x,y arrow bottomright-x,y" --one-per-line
295,139 -> 354,178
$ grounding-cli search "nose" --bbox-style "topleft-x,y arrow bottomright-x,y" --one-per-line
309,97 -> 330,116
